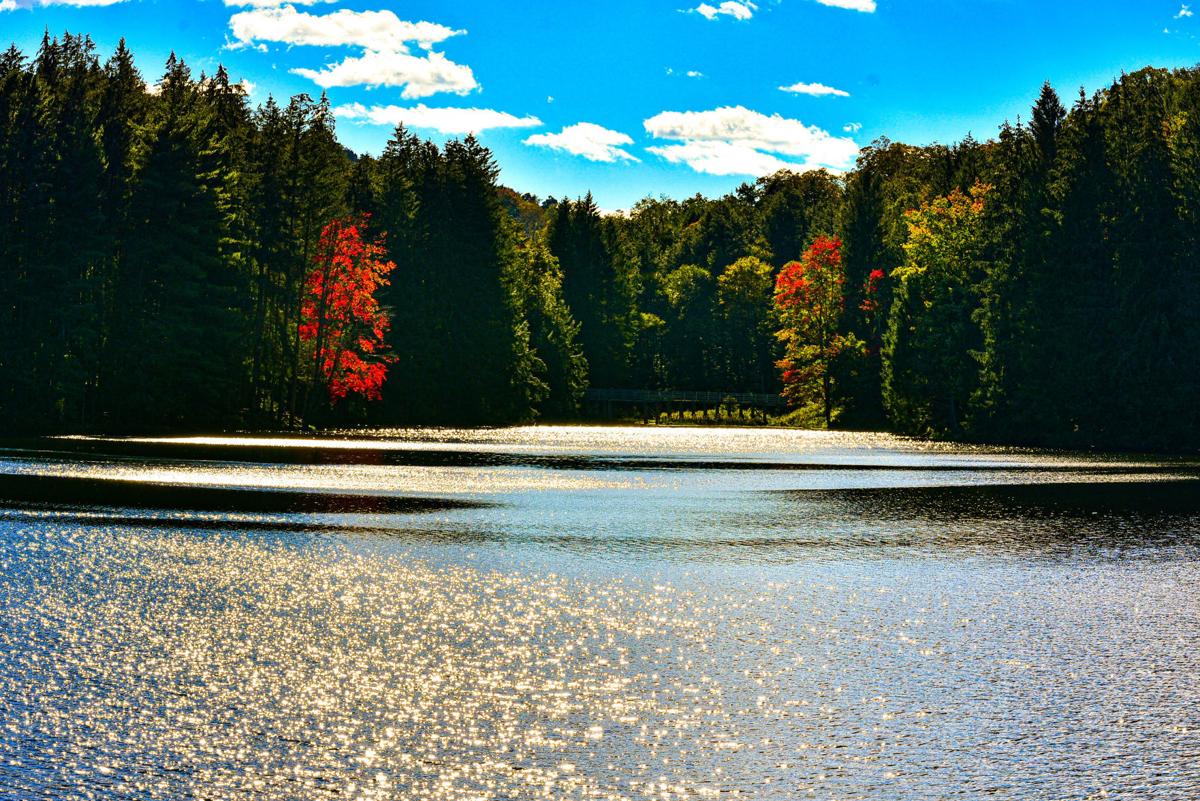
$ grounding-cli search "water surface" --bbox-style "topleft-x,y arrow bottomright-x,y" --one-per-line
1,427 -> 1197,799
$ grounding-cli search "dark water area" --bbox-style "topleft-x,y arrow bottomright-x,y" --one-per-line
0,427 -> 1198,799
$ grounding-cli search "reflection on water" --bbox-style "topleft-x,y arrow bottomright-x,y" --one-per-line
0,427 -> 1198,799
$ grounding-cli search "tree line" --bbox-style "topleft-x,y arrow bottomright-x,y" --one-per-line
0,33 -> 585,431
1,34 -> 1197,450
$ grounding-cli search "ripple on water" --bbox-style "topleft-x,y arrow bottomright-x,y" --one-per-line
0,521 -> 1198,800
0,428 -> 1197,799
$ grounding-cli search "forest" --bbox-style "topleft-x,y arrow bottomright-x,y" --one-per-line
1,33 -> 1198,451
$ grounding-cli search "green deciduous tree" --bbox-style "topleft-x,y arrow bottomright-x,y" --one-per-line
883,183 -> 993,436
717,256 -> 775,392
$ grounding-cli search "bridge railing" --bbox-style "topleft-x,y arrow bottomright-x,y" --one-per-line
583,388 -> 786,408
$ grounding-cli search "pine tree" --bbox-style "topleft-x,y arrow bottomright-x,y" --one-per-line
755,169 -> 841,268
0,43 -> 38,426
1099,69 -> 1195,448
548,194 -> 638,387
112,54 -> 239,428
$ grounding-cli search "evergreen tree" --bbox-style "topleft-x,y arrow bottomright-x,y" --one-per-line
972,84 -> 1066,441
1040,88 -> 1116,445
754,169 -> 841,268
1099,68 -> 1196,448
438,135 -> 546,422
517,241 -> 588,417
548,194 -> 638,387
0,45 -> 28,424
112,54 -> 241,428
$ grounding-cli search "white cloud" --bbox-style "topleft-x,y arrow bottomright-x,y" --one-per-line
335,103 -> 542,135
843,121 -> 863,133
0,0 -> 17,9
782,80 -> 849,97
644,105 -> 859,176
693,1 -> 756,21
229,6 -> 476,96
524,123 -> 639,163
780,81 -> 850,97
1177,4 -> 1193,18
648,140 -> 795,176
229,6 -> 463,51
293,50 -> 476,97
223,36 -> 268,52
814,0 -> 876,11
686,70 -> 705,78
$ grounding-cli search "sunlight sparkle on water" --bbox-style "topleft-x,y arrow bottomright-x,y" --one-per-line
1,428 -> 1198,799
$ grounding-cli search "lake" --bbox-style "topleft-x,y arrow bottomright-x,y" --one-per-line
0,426 -> 1198,800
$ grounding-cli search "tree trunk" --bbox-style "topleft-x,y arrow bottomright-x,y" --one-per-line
823,372 -> 832,428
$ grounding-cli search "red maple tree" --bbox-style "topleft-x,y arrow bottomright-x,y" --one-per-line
299,215 -> 397,404
774,235 -> 863,425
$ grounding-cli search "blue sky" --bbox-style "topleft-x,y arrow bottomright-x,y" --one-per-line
4,0 -> 1200,209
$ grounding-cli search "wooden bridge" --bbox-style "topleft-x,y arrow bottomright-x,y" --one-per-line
583,388 -> 786,422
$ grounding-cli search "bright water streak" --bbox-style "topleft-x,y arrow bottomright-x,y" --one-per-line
0,427 -> 1198,800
